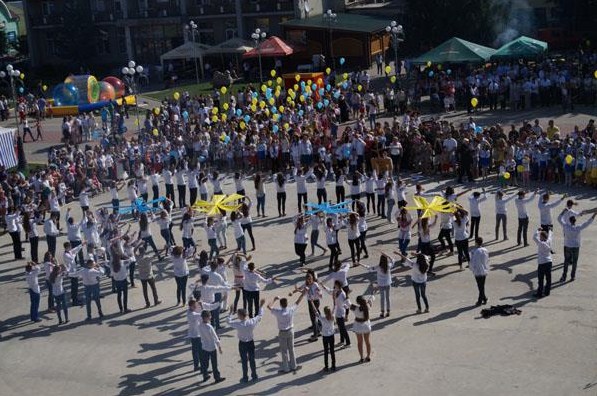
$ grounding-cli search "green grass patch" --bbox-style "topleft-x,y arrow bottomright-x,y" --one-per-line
143,82 -> 251,101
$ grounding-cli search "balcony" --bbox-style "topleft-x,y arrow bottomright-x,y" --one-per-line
242,1 -> 294,14
91,11 -> 119,23
127,7 -> 182,19
186,2 -> 236,17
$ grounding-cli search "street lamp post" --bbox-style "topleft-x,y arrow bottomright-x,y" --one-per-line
186,21 -> 200,84
0,65 -> 21,138
323,9 -> 337,69
121,61 -> 144,137
251,28 -> 266,83
385,21 -> 404,76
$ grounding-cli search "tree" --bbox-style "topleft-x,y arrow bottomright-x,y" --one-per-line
404,0 -> 510,52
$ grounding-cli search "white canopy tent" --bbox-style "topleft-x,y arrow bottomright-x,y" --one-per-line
160,41 -> 212,79
204,37 -> 254,70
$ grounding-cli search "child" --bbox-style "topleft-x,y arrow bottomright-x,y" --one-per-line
312,303 -> 336,372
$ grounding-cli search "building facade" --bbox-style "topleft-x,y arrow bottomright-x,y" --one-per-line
24,0 -> 325,68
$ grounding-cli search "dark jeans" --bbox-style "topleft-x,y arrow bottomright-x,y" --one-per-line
142,236 -> 160,257
438,228 -> 453,252
335,186 -> 345,203
562,247 -> 579,280
470,216 -> 480,239
359,231 -> 368,257
208,238 -> 219,260
295,243 -> 307,265
201,349 -> 221,381
128,261 -> 137,287
366,193 -> 376,213
420,242 -> 436,273
84,284 -> 102,318
182,237 -> 195,249
45,279 -> 55,310
517,217 -> 529,245
46,235 -> 57,257
177,185 -> 186,208
233,288 -> 246,312
277,192 -> 286,215
211,293 -> 222,330
30,236 -> 39,263
308,299 -> 320,337
54,293 -> 68,322
160,228 -> 174,249
189,187 -> 198,206
241,223 -> 255,250
317,188 -> 327,204
322,335 -> 336,369
9,231 -> 22,259
165,184 -> 175,204
297,192 -> 307,212
495,214 -> 507,239
70,277 -> 80,305
475,276 -> 487,303
413,281 -> 429,310
141,278 -> 160,305
112,199 -> 120,214
328,243 -> 340,270
377,194 -> 385,217
536,262 -> 552,297
115,279 -> 128,311
256,195 -> 265,216
152,186 -> 160,207
336,316 -> 350,345
175,275 -> 188,305
29,289 -> 40,321
191,337 -> 205,373
455,239 -> 470,266
70,240 -> 84,266
239,340 -> 257,380
348,238 -> 361,263
245,289 -> 259,318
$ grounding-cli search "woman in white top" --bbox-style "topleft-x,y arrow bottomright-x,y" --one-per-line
198,172 -> 209,201
175,162 -> 187,208
209,171 -> 225,195
156,210 -> 175,253
453,208 -> 471,269
385,180 -> 396,223
275,172 -> 289,217
314,166 -> 328,204
415,215 -> 437,275
359,253 -> 394,317
204,217 -> 219,260
363,171 -> 376,214
163,164 -> 175,205
346,213 -> 362,264
396,251 -> 430,313
253,173 -> 266,217
494,190 -> 516,240
294,166 -> 312,213
23,211 -> 39,262
5,207 -> 23,260
139,213 -> 163,260
396,207 -> 412,256
180,210 -> 195,249
187,167 -> 199,206
334,168 -> 346,203
349,173 -> 362,211
311,304 -> 336,371
110,253 -> 132,313
25,262 -> 42,322
324,217 -> 341,270
234,172 -> 246,197
242,261 -> 274,317
395,178 -> 408,208
356,203 -> 369,259
171,246 -> 191,306
215,210 -> 228,250
109,180 -> 122,214
375,171 -> 387,218
230,212 -> 246,255
229,253 -> 248,312
294,215 -> 309,266
126,180 -> 138,217
49,264 -> 69,324
240,200 -> 256,251
321,280 -> 351,347
350,295 -> 372,363
308,212 -> 327,256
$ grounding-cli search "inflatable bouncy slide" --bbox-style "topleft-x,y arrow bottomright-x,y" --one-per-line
49,74 -> 136,116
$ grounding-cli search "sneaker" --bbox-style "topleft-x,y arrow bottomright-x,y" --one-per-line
416,309 -> 422,314
239,377 -> 249,383
424,308 -> 429,313
155,300 -> 162,306
365,357 -> 371,362
202,375 -> 211,383
251,376 -> 259,382
559,277 -> 566,283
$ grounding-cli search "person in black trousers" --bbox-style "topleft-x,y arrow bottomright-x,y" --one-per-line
227,299 -> 265,382
6,207 -> 23,260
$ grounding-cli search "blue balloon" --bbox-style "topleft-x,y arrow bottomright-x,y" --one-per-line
317,102 -> 323,109
326,84 -> 331,91
271,107 -> 277,114
447,69 -> 452,75
300,81 -> 306,87
334,91 -> 340,99
18,87 -> 24,93
298,109 -> 304,116
53,83 -> 80,106
344,148 -> 351,158
342,82 -> 348,89
318,88 -> 325,95
312,83 -> 317,90
236,109 -> 242,116
324,99 -> 330,107
199,155 -> 207,163
252,92 -> 258,98
182,110 -> 189,120
243,115 -> 250,123
224,136 -> 230,144
272,124 -> 279,133
339,57 -> 345,65
428,71 -> 434,77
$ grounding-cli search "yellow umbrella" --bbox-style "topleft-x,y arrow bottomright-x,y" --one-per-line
192,194 -> 244,216
404,195 -> 460,219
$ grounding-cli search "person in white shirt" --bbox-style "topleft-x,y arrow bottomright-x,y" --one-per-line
63,241 -> 85,306
396,207 -> 412,257
175,163 -> 187,208
359,253 -> 394,317
538,192 -> 566,231
49,264 -> 69,324
396,251 -> 430,313
77,259 -> 105,320
109,181 -> 122,214
44,213 -> 60,257
5,207 -> 23,260
321,280 -> 351,347
494,190 -> 516,240
533,229 -> 553,298
267,292 -> 305,373
110,254 -> 132,313
204,217 -> 219,260
557,209 -> 596,282
469,237 -> 489,306
294,215 -> 309,266
65,208 -> 85,265
150,170 -> 161,206
453,209 -> 470,268
228,298 -> 265,382
187,299 -> 219,375
293,167 -> 312,213
346,213 -> 362,264
163,164 -> 175,205
171,246 -> 190,306
25,262 -> 42,322
180,210 -> 196,249
275,172 -> 289,217
242,261 -> 274,318
468,190 -> 487,240
198,310 -> 225,384
311,303 -> 336,371
308,212 -> 327,256
350,295 -> 373,363
79,188 -> 91,215
515,190 -> 537,246
324,217 -> 342,270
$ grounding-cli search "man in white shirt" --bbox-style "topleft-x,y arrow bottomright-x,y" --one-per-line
469,237 -> 489,306
78,259 -> 104,320
198,310 -> 225,384
468,190 -> 486,240
228,299 -> 265,382
267,292 -> 305,373
515,190 -> 537,246
63,241 -> 85,306
557,209 -> 596,282
533,229 -> 553,298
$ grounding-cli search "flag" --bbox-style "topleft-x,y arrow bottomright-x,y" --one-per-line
0,128 -> 16,169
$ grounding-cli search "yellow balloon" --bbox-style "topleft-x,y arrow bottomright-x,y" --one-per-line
357,85 -> 362,91
307,80 -> 312,86
565,155 -> 574,165
270,69 -> 276,77
220,86 -> 227,94
20,73 -> 25,80
471,98 -> 478,107
293,84 -> 299,91
390,76 -> 397,83
152,128 -> 158,136
240,121 -> 246,129
42,85 -> 48,91
276,77 -> 282,85
264,109 -> 270,116
594,70 -> 597,79
286,96 -> 292,103
272,114 -> 279,121
284,123 -> 290,130
517,165 -> 524,173
153,107 -> 160,115
173,92 -> 180,100
212,115 -> 218,123
317,78 -> 323,85
426,61 -> 432,67
267,80 -> 273,87
221,113 -> 227,121
385,66 -> 391,74
278,106 -> 285,113
250,104 -> 257,112
299,95 -> 305,102
326,67 -> 331,75
268,97 -> 275,105
295,74 -> 300,82
222,102 -> 229,110
212,107 -> 218,114
343,73 -> 348,80
503,172 -> 511,180
259,101 -> 266,109
251,97 -> 258,105
261,84 -> 267,92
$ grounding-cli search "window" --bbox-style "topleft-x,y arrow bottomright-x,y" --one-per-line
92,0 -> 106,12
254,18 -> 270,32
42,0 -> 55,16
46,37 -> 57,56
118,28 -> 127,53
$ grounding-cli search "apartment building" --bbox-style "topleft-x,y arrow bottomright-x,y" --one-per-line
24,0 -> 323,68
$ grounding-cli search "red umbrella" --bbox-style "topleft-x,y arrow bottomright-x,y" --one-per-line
243,36 -> 295,58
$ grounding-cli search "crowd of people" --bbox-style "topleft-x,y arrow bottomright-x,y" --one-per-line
3,56 -> 597,387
